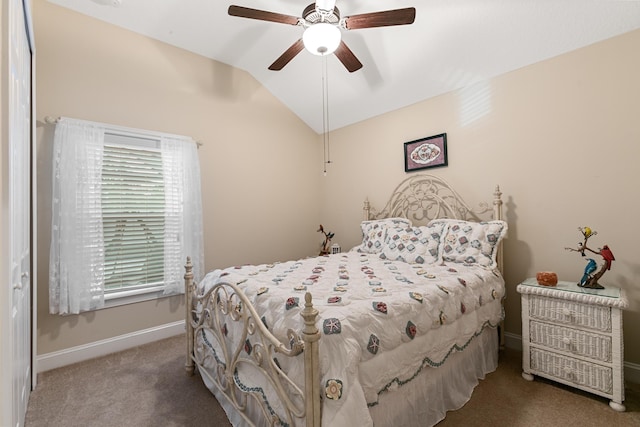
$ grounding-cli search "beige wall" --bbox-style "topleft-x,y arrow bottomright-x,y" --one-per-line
34,0 -> 640,367
34,1 -> 321,354
320,29 -> 640,364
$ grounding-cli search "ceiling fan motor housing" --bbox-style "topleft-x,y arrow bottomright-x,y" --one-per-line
303,3 -> 340,25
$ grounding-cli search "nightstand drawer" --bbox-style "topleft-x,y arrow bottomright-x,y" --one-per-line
530,320 -> 612,362
528,295 -> 611,332
530,347 -> 613,395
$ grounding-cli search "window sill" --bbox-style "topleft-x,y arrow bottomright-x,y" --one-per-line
103,285 -> 180,309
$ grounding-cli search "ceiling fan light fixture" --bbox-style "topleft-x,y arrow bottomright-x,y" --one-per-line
303,23 -> 341,56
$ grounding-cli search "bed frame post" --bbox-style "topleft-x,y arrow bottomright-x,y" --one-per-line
301,292 -> 321,427
493,185 -> 504,274
492,186 -> 506,349
363,198 -> 371,220
184,257 -> 195,376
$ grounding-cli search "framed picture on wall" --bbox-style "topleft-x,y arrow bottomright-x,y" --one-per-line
404,133 -> 448,172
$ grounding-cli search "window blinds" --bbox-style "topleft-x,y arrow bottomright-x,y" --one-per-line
101,142 -> 165,292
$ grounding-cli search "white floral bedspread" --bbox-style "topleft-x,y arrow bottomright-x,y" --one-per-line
198,252 -> 505,426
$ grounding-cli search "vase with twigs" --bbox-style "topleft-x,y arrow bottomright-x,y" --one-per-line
317,225 -> 335,256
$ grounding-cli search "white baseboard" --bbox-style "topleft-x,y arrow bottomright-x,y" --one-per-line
37,320 -> 185,373
503,331 -> 523,352
624,361 -> 640,385
502,331 -> 640,385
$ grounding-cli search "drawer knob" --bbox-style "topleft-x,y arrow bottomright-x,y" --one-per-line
562,337 -> 571,345
562,307 -> 571,316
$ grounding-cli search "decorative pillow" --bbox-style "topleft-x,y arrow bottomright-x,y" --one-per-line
428,219 -> 507,269
379,223 -> 447,264
356,218 -> 412,254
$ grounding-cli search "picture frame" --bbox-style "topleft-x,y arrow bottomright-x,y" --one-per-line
404,133 -> 448,172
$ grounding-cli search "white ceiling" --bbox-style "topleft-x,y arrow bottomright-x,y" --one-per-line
47,0 -> 640,133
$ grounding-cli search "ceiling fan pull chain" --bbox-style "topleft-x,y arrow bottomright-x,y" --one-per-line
325,57 -> 331,167
322,56 -> 332,175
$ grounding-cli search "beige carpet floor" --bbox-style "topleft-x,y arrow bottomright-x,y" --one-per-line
25,334 -> 640,426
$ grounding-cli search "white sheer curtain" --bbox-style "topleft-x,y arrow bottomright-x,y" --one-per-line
49,118 -> 204,314
49,118 -> 106,314
161,135 -> 204,295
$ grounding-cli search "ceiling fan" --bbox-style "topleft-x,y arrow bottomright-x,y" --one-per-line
228,0 -> 416,72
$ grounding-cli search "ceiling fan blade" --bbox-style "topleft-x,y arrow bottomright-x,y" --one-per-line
343,7 -> 416,30
228,5 -> 300,26
334,41 -> 363,73
268,39 -> 305,71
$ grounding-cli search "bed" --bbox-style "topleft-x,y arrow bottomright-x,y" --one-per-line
184,174 -> 507,427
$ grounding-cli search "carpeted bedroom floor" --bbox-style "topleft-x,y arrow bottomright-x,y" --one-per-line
25,334 -> 640,427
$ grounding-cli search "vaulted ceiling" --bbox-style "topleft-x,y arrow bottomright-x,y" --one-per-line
48,0 -> 640,133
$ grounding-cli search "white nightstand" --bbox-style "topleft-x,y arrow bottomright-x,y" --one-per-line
517,278 -> 628,411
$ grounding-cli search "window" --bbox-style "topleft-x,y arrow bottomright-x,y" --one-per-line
49,118 -> 204,315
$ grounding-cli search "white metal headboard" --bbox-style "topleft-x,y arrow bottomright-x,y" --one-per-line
363,174 -> 503,224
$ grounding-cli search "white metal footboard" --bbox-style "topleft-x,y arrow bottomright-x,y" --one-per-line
184,257 -> 321,427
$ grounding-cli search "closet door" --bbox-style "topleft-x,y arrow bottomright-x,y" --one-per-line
7,0 -> 34,425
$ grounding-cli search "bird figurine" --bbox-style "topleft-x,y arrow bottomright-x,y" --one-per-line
566,227 -> 611,289
599,245 -> 615,270
579,258 -> 597,287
